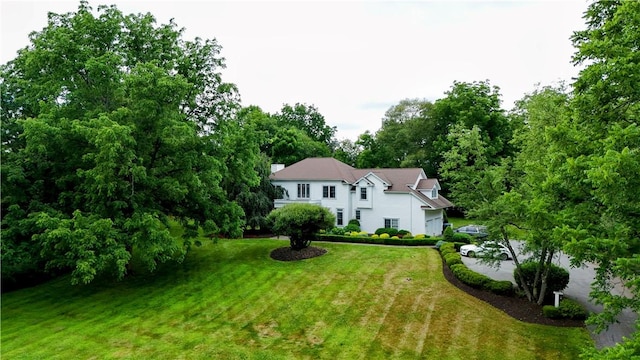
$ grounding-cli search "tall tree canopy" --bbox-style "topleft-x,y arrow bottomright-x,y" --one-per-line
558,0 -> 640,352
1,1 -> 255,286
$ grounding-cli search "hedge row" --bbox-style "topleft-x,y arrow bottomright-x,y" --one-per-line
317,234 -> 440,246
440,245 -> 514,296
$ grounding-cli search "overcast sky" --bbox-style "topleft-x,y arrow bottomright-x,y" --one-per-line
1,0 -> 589,140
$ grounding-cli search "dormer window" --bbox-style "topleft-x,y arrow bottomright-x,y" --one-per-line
360,187 -> 367,200
431,187 -> 437,198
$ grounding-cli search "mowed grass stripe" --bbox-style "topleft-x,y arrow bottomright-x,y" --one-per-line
1,240 -> 592,359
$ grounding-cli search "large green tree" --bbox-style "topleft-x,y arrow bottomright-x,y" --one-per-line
1,2 -> 254,286
556,0 -> 639,355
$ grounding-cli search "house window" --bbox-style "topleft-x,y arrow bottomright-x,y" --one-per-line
431,188 -> 437,198
323,185 -> 336,199
297,183 -> 310,198
337,209 -> 344,226
355,210 -> 361,221
384,218 -> 399,229
360,187 -> 367,200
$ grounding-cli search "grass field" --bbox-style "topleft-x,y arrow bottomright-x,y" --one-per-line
1,239 -> 592,359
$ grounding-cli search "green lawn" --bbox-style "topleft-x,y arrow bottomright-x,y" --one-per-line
1,239 -> 592,359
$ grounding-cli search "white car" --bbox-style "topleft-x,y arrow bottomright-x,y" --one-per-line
460,242 -> 512,260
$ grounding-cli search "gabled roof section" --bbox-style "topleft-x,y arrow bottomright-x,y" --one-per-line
353,168 -> 425,191
410,188 -> 454,209
416,178 -> 440,190
269,157 -> 357,182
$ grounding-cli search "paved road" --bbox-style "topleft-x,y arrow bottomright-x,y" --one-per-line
461,241 -> 637,349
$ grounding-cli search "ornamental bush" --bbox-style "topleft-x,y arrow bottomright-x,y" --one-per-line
450,264 -> 491,289
443,226 -> 454,242
444,252 -> 463,266
375,228 -> 398,236
486,280 -> 514,296
514,260 -> 570,299
267,203 -> 335,250
344,223 -> 360,233
379,233 -> 390,239
452,233 -> 472,244
558,299 -> 588,320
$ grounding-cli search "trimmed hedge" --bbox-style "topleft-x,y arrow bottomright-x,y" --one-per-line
543,299 -> 587,320
375,228 -> 398,236
452,233 -> 472,244
486,280 -> 514,296
443,252 -> 463,267
317,234 -> 440,246
558,299 -> 588,320
449,263 -> 491,289
439,242 -> 457,255
439,244 -> 514,296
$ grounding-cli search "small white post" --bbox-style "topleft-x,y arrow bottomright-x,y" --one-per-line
553,291 -> 563,308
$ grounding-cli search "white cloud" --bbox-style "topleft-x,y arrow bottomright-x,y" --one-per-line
1,0 -> 588,140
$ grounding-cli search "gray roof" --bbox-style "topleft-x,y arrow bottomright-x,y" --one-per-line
270,157 -> 453,209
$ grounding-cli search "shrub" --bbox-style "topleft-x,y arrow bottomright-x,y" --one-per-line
444,252 -> 463,266
543,305 -> 562,319
344,223 -> 361,233
403,235 -> 414,240
398,229 -> 411,236
371,234 -> 379,239
267,203 -> 335,250
486,280 -> 514,296
379,233 -> 390,239
391,236 -> 400,239
450,264 -> 491,289
439,242 -> 456,255
414,234 -> 426,239
329,227 -> 346,235
514,260 -> 570,298
375,228 -> 398,236
452,233 -> 472,244
443,226 -> 454,242
558,299 -> 588,320
348,219 -> 360,227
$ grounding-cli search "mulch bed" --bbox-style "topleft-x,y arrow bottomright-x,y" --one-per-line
270,246 -> 328,261
441,258 -> 585,327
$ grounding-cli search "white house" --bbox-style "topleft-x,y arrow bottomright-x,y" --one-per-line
269,157 -> 453,236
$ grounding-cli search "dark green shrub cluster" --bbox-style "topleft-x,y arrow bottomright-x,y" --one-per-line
452,233 -> 472,244
398,229 -> 411,236
375,228 -> 398,236
343,223 -> 360,232
439,244 -> 513,296
328,227 -> 346,235
348,219 -> 360,227
486,280 -> 515,296
558,299 -> 588,320
443,252 -> 463,267
543,299 -> 587,320
542,305 -> 561,319
443,226 -> 454,242
449,264 -> 491,289
439,242 -> 456,255
514,260 -> 570,297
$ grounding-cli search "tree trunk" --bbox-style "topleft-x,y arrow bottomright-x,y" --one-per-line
536,250 -> 555,305
500,225 -> 534,302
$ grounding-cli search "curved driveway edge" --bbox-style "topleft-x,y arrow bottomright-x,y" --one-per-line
461,241 -> 638,349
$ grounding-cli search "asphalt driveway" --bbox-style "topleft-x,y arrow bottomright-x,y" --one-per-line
461,241 -> 638,349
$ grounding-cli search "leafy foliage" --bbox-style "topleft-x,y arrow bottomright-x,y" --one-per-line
267,204 -> 335,250
1,2 -> 250,285
514,261 -> 570,298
